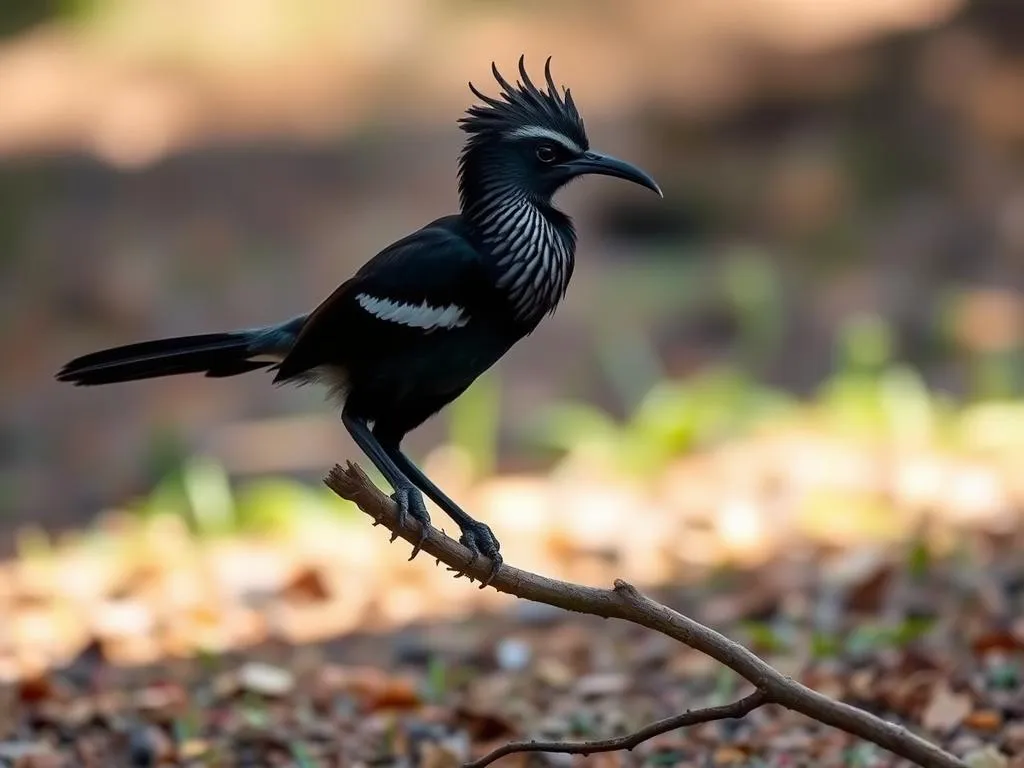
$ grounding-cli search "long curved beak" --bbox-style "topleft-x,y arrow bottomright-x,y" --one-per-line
564,151 -> 663,197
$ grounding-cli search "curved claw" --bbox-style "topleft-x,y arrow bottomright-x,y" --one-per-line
407,523 -> 429,561
446,520 -> 502,587
388,490 -> 407,543
390,486 -> 432,557
477,554 -> 503,589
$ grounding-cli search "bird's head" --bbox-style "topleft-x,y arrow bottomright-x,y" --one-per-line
457,56 -> 662,210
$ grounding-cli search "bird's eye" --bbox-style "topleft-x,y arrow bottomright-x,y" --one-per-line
535,144 -> 557,163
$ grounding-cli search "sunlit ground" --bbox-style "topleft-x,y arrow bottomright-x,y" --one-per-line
4,357 -> 1024,764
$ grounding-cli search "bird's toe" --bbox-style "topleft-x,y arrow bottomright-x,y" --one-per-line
455,521 -> 502,587
390,486 -> 431,558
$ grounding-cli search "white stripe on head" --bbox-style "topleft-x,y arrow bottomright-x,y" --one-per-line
506,126 -> 582,154
356,293 -> 469,331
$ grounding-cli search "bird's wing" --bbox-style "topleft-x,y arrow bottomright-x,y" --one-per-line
273,221 -> 489,382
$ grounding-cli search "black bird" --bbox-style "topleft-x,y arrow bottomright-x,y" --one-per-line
56,57 -> 662,584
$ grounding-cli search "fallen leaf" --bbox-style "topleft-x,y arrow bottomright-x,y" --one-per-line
280,567 -> 331,603
972,629 -> 1024,656
534,658 -> 573,688
714,746 -> 749,764
922,684 -> 973,734
366,676 -> 421,711
453,706 -> 516,741
964,710 -> 1003,732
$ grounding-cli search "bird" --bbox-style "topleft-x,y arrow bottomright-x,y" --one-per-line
55,56 -> 662,585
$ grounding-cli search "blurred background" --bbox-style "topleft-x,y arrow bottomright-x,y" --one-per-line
2,1 -> 1024,763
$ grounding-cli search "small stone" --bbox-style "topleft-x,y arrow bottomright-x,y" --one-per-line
494,638 -> 531,671
237,662 -> 295,697
922,684 -> 972,733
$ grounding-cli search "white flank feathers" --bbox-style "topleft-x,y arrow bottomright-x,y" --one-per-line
355,293 -> 469,330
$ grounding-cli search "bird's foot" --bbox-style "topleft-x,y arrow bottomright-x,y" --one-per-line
389,486 -> 431,560
450,520 -> 502,589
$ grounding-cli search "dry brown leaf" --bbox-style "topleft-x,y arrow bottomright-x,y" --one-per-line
534,657 -> 574,688
280,567 -> 332,603
453,706 -> 516,741
971,629 -> 1024,656
964,710 -> 1004,732
922,683 -> 973,734
366,676 -> 421,711
713,746 -> 750,764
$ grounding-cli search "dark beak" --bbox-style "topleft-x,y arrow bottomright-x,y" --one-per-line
564,151 -> 663,197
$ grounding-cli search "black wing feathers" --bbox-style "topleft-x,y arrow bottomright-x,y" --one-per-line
273,220 -> 488,383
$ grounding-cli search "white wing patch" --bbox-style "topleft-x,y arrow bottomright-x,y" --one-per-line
356,293 -> 469,331
506,125 -> 582,154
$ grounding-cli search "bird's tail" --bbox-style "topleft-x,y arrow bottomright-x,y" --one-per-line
56,330 -> 275,386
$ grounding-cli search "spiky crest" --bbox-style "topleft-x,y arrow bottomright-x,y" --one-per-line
458,55 -> 587,154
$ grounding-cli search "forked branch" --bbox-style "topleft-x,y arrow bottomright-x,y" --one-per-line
324,462 -> 966,768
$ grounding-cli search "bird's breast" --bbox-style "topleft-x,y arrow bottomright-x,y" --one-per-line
488,208 -> 575,326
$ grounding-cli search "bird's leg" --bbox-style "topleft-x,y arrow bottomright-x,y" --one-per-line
341,409 -> 431,558
381,443 -> 502,587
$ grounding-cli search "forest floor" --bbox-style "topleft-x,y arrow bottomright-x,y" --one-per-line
3,428 -> 1024,767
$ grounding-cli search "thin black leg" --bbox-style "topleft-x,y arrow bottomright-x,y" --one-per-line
341,408 -> 430,556
376,436 -> 502,585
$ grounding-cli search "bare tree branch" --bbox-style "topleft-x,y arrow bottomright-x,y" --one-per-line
324,462 -> 967,768
465,689 -> 769,768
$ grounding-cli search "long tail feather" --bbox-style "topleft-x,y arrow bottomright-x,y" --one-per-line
56,332 -> 270,386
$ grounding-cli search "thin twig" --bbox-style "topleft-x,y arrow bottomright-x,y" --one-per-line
323,462 -> 967,768
464,689 -> 769,768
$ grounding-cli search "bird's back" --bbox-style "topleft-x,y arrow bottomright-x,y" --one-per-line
271,215 -> 524,425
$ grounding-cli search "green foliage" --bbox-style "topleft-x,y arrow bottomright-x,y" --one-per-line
905,537 -> 932,580
986,660 -> 1020,691
290,741 -> 317,768
423,655 -> 448,705
132,455 -> 358,538
843,743 -> 884,767
711,665 -> 739,705
445,372 -> 501,479
810,631 -> 842,659
721,248 -> 786,367
741,621 -> 791,655
0,1 -> 79,39
14,525 -> 53,562
527,366 -> 796,476
526,312 -> 994,476
810,617 -> 936,660
842,617 -> 934,656
815,314 -> 954,443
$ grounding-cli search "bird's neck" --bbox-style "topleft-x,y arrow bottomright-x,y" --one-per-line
460,166 -> 577,327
